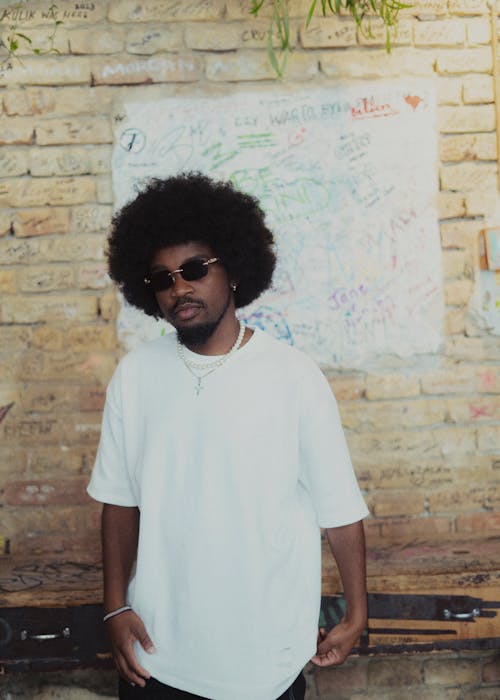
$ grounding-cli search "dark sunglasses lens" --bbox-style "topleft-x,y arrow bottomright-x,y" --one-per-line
150,270 -> 173,292
181,260 -> 208,281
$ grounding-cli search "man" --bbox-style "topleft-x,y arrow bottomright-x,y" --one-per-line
88,173 -> 369,700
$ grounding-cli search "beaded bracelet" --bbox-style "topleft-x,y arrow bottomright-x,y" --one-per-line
103,605 -> 132,622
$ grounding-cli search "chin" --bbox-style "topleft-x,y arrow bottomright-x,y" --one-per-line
176,321 -> 219,347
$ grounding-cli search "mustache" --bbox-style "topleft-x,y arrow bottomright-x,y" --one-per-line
172,297 -> 206,312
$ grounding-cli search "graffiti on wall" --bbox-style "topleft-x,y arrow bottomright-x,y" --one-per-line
112,82 -> 443,368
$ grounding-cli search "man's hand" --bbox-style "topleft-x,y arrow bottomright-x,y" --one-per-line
106,610 -> 156,687
310,616 -> 364,667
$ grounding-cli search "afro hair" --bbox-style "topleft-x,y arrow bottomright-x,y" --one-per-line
107,172 -> 276,318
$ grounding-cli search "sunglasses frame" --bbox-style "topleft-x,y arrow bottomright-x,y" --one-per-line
144,257 -> 219,292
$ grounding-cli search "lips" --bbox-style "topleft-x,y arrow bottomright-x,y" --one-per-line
173,303 -> 202,322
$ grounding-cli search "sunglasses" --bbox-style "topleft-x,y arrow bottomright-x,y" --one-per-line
144,257 -> 219,292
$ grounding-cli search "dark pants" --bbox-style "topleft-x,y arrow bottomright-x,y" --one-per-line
119,671 -> 306,700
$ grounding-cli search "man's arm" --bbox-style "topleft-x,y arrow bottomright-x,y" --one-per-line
102,504 -> 156,686
311,519 -> 367,667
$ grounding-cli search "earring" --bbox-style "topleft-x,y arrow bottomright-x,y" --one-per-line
230,282 -> 237,291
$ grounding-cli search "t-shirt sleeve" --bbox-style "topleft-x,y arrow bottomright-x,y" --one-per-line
298,361 -> 369,528
87,361 -> 138,507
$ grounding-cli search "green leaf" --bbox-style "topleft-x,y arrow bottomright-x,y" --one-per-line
306,0 -> 318,27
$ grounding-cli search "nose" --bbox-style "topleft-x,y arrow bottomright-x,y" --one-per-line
169,272 -> 194,297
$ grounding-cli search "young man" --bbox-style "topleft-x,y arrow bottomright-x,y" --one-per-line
88,173 -> 369,700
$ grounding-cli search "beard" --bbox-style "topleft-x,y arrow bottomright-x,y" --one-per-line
175,288 -> 232,349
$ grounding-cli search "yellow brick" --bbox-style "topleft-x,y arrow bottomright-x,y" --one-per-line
440,219 -> 481,248
2,88 -> 57,116
0,2 -> 107,26
422,365 -> 500,394
446,396 -> 500,423
78,263 -> 110,290
0,148 -> 29,177
96,176 -> 113,204
440,163 -> 497,192
435,48 -> 492,74
439,133 -> 496,162
89,146 -> 112,175
99,291 -> 119,321
109,0 -> 223,22
0,57 -> 91,86
0,269 -> 17,293
413,19 -> 465,46
445,336 -> 499,362
428,485 -> 498,513
477,425 -> 500,451
442,249 -> 469,277
437,77 -> 462,105
38,234 -> 105,262
67,325 -> 117,352
445,307 -> 466,335
300,17 -> 357,48
239,20 -> 298,48
1,326 -> 32,351
71,204 -> 112,234
357,19 -> 412,46
320,48 -> 435,78
0,176 -> 96,206
365,373 -> 420,400
347,430 -> 441,460
373,490 -> 425,517
42,353 -> 116,385
0,117 -> 34,144
20,385 -> 77,413
0,236 -> 39,264
18,265 -> 74,293
32,326 -> 64,350
185,22 -> 242,50
13,207 -> 70,237
465,190 -> 499,217
467,17 -> 491,44
0,209 -> 12,236
126,25 -> 184,54
400,0 -> 447,16
3,86 -> 114,117
1,294 -> 98,323
340,398 -> 446,430
5,26 -> 69,55
92,54 -> 202,84
68,27 -> 125,54
444,279 -> 474,305
206,51 -> 274,81
226,0 -> 272,19
448,0 -> 489,14
329,375 -> 366,401
438,105 -> 495,133
462,74 -> 494,104
26,445 -> 90,475
206,51 -> 317,81
437,192 -> 466,219
29,147 -> 91,177
35,117 -> 112,145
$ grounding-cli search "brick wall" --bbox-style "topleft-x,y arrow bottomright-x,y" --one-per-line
2,0 -> 498,559
0,0 -> 499,695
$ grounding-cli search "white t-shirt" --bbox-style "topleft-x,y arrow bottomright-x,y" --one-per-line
88,329 -> 368,700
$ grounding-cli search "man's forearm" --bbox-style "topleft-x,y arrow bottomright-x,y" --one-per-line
101,503 -> 140,613
325,520 -> 367,628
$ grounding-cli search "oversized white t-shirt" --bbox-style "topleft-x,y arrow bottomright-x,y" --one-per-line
88,329 -> 368,700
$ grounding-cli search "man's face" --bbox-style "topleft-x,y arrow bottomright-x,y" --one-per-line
149,242 -> 234,347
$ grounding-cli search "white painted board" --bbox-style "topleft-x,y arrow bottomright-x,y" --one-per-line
112,82 -> 444,368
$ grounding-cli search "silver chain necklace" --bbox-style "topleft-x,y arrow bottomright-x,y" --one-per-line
177,322 -> 245,395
